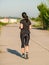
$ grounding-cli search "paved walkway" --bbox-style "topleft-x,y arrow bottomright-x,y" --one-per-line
0,23 -> 49,65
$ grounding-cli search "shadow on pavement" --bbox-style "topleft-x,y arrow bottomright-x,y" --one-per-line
7,48 -> 22,58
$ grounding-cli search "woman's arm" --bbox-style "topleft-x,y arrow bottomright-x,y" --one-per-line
19,23 -> 23,29
29,25 -> 32,29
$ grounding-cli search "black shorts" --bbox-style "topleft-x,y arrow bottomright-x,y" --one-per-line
20,33 -> 30,48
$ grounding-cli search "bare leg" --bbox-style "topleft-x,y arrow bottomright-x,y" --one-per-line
21,48 -> 25,58
21,48 -> 25,54
25,46 -> 29,53
25,46 -> 29,59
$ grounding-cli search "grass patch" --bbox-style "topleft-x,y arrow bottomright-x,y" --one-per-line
32,21 -> 43,29
17,19 -> 21,22
0,22 -> 8,27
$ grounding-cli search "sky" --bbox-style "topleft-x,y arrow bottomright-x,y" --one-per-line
0,0 -> 48,18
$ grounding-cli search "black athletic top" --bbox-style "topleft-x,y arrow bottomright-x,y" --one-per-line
20,19 -> 31,35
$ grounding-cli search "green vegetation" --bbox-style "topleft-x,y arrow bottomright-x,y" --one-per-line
31,17 -> 41,21
31,3 -> 49,30
37,3 -> 49,30
17,18 -> 21,22
0,22 -> 8,27
32,20 -> 43,29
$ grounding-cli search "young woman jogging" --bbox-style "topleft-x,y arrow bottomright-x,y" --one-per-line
19,12 -> 31,59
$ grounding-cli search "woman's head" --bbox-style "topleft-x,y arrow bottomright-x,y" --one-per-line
22,12 -> 28,19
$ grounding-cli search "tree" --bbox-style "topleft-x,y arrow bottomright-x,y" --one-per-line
37,3 -> 49,29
